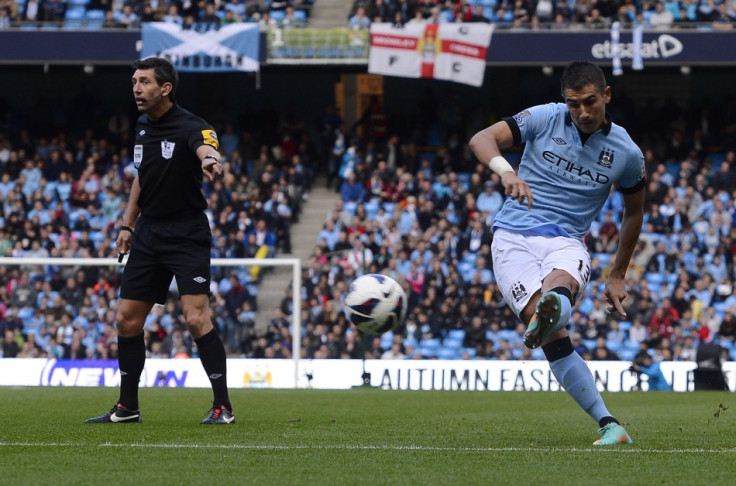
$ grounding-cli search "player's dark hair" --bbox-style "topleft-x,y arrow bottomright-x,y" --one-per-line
133,57 -> 178,103
560,61 -> 606,96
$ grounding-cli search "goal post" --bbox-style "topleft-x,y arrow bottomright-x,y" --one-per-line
0,256 -> 303,387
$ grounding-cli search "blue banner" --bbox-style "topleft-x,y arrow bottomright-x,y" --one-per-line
485,30 -> 736,65
141,22 -> 260,72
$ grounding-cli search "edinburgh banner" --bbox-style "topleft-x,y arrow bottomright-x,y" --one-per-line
141,23 -> 260,72
368,23 -> 493,87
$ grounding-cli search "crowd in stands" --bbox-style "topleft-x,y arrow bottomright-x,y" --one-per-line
2,70 -> 736,367
0,0 -> 315,29
270,97 -> 736,364
0,92 -> 315,359
1,0 -> 734,30
348,0 -> 736,30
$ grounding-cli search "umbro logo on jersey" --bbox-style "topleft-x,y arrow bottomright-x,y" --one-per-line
139,130 -> 145,136
552,137 -> 567,145
193,276 -> 207,283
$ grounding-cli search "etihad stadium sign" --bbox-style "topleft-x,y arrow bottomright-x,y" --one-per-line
591,34 -> 683,60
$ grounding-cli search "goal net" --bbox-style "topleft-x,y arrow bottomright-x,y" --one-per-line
0,256 -> 302,383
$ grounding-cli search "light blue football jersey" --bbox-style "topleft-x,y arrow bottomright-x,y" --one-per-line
492,102 -> 645,239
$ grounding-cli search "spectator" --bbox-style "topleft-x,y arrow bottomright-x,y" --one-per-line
116,4 -> 140,28
630,351 -> 672,390
279,5 -> 304,29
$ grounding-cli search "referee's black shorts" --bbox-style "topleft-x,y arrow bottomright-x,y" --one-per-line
120,212 -> 212,304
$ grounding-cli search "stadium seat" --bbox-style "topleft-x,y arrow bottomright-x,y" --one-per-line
85,9 -> 105,21
269,9 -> 285,22
343,200 -> 357,216
380,331 -> 394,350
644,272 -> 664,286
416,345 -> 438,359
460,347 -> 477,358
364,200 -> 379,219
438,347 -> 459,360
65,6 -> 86,21
606,340 -> 623,354
713,302 -> 727,320
592,252 -> 611,266
618,320 -> 633,333
618,348 -> 637,362
442,337 -> 463,350
448,329 -> 466,342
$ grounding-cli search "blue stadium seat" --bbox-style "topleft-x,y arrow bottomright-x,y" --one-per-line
606,340 -> 622,354
438,347 -> 459,360
713,302 -> 727,320
459,347 -> 477,358
343,200 -> 357,216
442,337 -> 463,350
618,320 -> 632,333
65,6 -> 86,20
85,9 -> 105,21
644,272 -> 664,285
448,329 -> 466,342
380,331 -> 394,350
270,9 -> 285,22
592,252 -> 611,266
420,337 -> 441,349
364,200 -> 379,219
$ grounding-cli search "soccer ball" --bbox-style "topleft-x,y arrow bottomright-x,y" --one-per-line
344,274 -> 407,335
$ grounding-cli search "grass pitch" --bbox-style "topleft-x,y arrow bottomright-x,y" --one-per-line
0,387 -> 733,485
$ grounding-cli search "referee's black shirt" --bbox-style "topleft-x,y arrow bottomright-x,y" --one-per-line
133,104 -> 219,219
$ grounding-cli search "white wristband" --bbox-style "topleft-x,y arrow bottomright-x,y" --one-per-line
488,155 -> 514,175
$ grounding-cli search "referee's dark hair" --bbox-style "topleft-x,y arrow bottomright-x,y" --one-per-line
560,61 -> 606,96
133,57 -> 178,103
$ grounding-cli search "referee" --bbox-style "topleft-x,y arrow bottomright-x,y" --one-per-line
86,57 -> 234,425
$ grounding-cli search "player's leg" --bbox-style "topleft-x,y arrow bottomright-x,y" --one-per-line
85,298 -> 153,423
170,214 -> 234,424
530,238 -> 631,445
115,298 -> 155,409
181,294 -> 234,424
541,333 -> 632,445
87,219 -> 163,423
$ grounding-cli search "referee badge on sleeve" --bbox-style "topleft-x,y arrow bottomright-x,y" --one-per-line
161,140 -> 175,159
201,130 -> 219,150
133,144 -> 143,168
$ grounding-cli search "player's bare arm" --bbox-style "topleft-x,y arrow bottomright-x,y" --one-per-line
197,145 -> 222,181
469,121 -> 533,209
117,176 -> 142,258
604,187 -> 645,317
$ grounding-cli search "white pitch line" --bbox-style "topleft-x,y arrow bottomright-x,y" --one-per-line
1,442 -> 735,454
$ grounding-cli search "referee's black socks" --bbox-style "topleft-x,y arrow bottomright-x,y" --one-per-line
196,328 -> 232,411
118,332 -> 146,411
